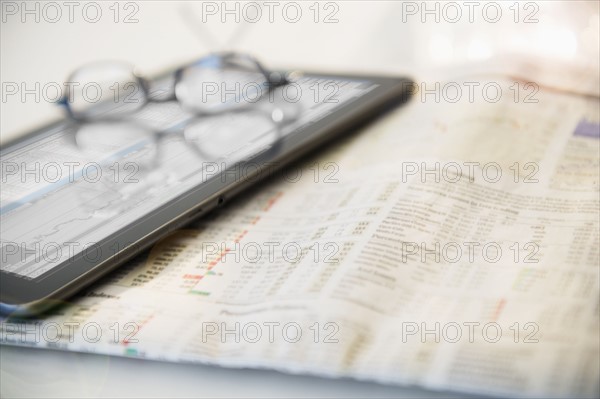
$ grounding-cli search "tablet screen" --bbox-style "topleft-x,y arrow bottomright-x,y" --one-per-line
1,74 -> 379,280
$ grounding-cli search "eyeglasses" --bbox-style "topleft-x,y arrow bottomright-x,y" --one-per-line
58,52 -> 300,174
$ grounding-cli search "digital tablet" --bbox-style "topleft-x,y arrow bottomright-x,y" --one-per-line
0,66 -> 412,315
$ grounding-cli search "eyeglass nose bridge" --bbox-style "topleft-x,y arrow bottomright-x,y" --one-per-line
56,95 -> 77,121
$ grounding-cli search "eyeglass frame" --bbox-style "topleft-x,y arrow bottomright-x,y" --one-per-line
55,52 -> 297,167
56,52 -> 291,124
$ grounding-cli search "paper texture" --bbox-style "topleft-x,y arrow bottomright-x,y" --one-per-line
2,78 -> 598,398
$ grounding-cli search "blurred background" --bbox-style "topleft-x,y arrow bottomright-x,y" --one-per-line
1,0 -> 599,143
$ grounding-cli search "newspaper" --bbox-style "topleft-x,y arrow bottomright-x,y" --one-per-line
1,77 -> 598,398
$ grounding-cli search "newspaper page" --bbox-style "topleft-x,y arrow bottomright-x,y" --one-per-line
1,77 -> 598,398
